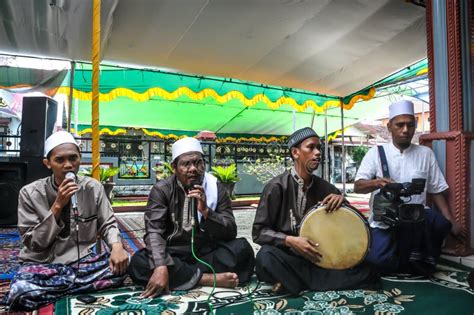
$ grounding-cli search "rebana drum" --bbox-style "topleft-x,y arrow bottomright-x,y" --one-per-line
299,204 -> 370,270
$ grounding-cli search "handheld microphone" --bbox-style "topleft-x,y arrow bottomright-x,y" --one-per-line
65,172 -> 78,210
186,180 -> 202,227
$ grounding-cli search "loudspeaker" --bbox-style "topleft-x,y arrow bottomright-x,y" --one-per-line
0,162 -> 27,227
20,96 -> 58,158
21,157 -> 51,185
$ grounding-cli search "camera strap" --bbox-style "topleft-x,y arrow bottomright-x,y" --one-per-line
377,146 -> 390,178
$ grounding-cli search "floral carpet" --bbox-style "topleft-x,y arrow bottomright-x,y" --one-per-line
0,228 -> 22,280
54,264 -> 474,315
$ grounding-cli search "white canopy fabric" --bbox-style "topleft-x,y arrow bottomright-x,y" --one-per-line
0,0 -> 426,97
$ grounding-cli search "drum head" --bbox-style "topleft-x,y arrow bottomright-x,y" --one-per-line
299,205 -> 369,270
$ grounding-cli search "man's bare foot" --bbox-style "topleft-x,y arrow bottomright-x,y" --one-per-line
200,272 -> 239,288
272,282 -> 284,294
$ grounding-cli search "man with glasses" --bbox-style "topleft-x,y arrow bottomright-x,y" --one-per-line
354,100 -> 463,275
129,137 -> 255,297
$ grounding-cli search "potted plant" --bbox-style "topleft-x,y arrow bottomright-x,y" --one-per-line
80,166 -> 120,202
152,162 -> 174,181
210,164 -> 240,199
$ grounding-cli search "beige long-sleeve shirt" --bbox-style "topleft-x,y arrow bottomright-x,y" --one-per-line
17,175 -> 121,264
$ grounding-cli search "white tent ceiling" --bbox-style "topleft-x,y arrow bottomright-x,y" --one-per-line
0,0 -> 426,97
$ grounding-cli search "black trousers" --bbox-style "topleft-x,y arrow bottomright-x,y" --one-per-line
366,208 -> 452,275
255,245 -> 380,295
129,238 -> 255,290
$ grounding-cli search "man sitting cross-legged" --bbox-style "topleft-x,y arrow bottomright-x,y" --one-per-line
5,131 -> 128,311
129,137 -> 255,297
252,127 -> 379,295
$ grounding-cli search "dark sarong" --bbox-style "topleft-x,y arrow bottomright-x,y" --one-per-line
4,252 -> 125,311
129,237 -> 255,290
255,245 -> 380,295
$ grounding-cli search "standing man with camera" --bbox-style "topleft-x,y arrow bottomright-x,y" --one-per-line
354,100 -> 464,275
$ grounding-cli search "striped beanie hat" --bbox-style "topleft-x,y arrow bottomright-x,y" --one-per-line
287,127 -> 319,149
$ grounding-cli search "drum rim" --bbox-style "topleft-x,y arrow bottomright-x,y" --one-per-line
298,202 -> 371,269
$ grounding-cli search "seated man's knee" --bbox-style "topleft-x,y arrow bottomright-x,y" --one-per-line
425,208 -> 452,234
255,245 -> 277,267
128,249 -> 152,285
234,237 -> 254,254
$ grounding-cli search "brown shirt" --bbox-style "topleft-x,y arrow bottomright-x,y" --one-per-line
144,174 -> 237,269
17,175 -> 121,264
252,170 -> 340,247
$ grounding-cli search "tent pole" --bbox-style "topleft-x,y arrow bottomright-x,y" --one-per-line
310,110 -> 316,129
74,99 -> 79,137
324,108 -> 329,181
91,0 -> 101,181
292,109 -> 296,132
67,61 -> 75,133
214,107 -> 248,134
340,99 -> 346,195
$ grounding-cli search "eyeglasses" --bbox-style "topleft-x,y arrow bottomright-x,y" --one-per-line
177,158 -> 205,172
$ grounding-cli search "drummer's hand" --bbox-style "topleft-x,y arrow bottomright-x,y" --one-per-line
286,236 -> 322,263
322,194 -> 344,213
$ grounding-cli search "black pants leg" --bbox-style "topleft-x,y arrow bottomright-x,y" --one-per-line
128,248 -> 202,290
256,245 -> 379,295
197,237 -> 255,286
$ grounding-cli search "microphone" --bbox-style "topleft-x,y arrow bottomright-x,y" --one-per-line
65,172 -> 78,210
186,180 -> 201,227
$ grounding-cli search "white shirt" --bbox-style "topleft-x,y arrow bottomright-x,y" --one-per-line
355,142 -> 448,229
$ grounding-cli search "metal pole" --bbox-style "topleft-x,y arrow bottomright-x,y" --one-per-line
67,61 -> 75,132
292,109 -> 296,132
74,98 -> 79,136
340,100 -> 346,194
421,100 -> 425,133
324,108 -> 329,181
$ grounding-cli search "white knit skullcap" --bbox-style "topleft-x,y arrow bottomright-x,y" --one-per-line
44,131 -> 79,157
389,100 -> 415,120
171,137 -> 203,162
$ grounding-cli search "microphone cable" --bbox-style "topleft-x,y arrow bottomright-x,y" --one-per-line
72,203 -> 81,269
191,226 -> 216,315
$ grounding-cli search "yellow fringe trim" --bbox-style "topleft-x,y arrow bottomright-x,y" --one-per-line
215,136 -> 286,143
326,127 -> 352,142
58,86 -> 374,113
72,127 -> 287,143
73,127 -> 183,139
341,87 -> 376,110
416,68 -> 428,76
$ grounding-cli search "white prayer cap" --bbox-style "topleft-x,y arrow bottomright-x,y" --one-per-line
44,131 -> 79,157
171,137 -> 203,162
389,100 -> 415,120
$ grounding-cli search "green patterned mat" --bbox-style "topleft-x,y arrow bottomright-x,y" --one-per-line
55,265 -> 473,315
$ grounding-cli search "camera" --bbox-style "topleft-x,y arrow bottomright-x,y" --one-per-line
372,178 -> 426,226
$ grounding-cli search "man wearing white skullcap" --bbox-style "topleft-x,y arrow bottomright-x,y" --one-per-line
7,131 -> 129,310
355,100 -> 463,276
129,137 -> 255,298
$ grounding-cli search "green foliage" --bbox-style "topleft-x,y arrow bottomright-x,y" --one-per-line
242,154 -> 291,184
152,162 -> 174,181
210,164 -> 240,183
80,166 -> 120,183
351,146 -> 369,165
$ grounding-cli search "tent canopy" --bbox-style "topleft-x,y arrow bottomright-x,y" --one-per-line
0,0 -> 428,141
63,60 -> 425,141
0,0 -> 426,97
